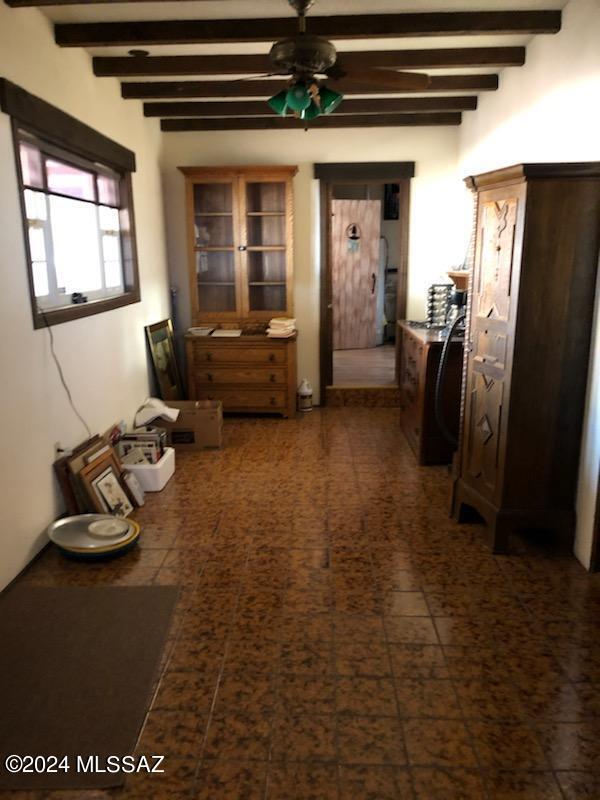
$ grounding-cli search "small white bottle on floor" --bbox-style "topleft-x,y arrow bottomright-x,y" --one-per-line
297,378 -> 313,412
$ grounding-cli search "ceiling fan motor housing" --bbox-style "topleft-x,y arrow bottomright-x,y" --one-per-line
269,35 -> 338,76
288,0 -> 316,15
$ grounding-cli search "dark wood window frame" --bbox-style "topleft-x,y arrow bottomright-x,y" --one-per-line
314,162 -> 414,398
0,78 -> 140,329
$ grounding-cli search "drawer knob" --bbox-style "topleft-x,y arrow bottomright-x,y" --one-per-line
206,373 -> 213,382
269,353 -> 276,363
270,397 -> 276,405
270,373 -> 276,382
206,352 -> 213,362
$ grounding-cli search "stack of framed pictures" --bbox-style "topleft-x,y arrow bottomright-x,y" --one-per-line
54,436 -> 144,517
118,427 -> 167,466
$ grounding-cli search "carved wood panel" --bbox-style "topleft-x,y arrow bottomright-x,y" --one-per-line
477,198 -> 517,323
466,372 -> 504,493
463,195 -> 518,502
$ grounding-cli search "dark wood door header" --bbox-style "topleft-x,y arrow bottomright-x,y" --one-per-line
314,163 -> 415,181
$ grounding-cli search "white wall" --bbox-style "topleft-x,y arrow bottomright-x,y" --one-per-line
458,0 -> 600,568
161,126 -> 465,401
0,4 -> 171,588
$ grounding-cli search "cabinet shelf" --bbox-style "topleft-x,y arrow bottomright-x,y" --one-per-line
197,281 -> 236,286
246,212 -> 285,217
248,281 -> 286,286
194,246 -> 235,252
195,212 -> 233,217
247,246 -> 286,252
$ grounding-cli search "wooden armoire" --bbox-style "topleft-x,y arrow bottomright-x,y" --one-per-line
451,163 -> 600,553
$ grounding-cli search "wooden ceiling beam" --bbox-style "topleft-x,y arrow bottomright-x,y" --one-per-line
93,47 -> 524,77
144,96 -> 477,117
55,11 -> 561,47
122,74 -> 499,99
161,112 -> 463,131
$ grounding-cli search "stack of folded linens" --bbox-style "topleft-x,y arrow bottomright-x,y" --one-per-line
267,317 -> 296,338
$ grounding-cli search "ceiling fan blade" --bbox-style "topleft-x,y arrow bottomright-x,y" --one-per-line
228,72 -> 287,83
329,65 -> 430,91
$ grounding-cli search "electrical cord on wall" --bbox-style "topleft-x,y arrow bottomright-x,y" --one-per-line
38,307 -> 92,439
379,234 -> 389,270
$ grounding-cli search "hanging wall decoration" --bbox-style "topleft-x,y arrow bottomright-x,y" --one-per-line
346,223 -> 361,253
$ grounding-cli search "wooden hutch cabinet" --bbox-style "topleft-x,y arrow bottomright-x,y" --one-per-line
179,166 -> 298,417
451,162 -> 600,552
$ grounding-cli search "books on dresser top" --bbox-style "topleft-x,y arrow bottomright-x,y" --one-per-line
211,329 -> 242,337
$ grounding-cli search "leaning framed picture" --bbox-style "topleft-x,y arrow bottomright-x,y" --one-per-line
145,319 -> 184,401
79,451 -> 133,518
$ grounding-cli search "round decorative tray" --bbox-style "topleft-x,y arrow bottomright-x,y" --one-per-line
88,518 -> 130,539
48,514 -> 136,551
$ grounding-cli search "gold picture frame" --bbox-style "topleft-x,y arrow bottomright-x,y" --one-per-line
145,318 -> 184,401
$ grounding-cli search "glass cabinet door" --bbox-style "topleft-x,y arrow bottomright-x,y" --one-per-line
192,182 -> 237,314
244,181 -> 289,314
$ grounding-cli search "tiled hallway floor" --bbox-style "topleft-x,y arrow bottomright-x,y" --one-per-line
333,344 -> 396,386
14,408 -> 600,799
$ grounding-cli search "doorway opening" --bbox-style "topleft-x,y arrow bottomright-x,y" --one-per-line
331,184 -> 397,385
315,162 -> 413,402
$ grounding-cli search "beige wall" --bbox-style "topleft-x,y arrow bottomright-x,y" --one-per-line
0,4 -> 171,588
458,0 -> 600,569
160,126 -> 465,402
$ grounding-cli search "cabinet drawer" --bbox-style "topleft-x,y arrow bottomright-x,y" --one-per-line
196,367 -> 286,385
196,388 -> 287,410
193,345 -> 287,365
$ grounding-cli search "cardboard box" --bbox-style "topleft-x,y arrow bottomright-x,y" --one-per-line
158,400 -> 223,450
125,447 -> 175,492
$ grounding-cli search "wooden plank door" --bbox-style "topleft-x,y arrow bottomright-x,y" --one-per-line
331,199 -> 381,350
463,187 -> 523,503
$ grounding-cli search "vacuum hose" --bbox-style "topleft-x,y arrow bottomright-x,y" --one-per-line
434,313 -> 466,449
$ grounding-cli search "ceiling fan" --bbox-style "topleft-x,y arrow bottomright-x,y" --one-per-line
263,0 -> 431,120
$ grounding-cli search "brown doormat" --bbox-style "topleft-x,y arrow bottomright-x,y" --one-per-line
0,584 -> 178,790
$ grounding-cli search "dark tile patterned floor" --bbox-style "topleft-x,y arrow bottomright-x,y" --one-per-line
12,408 -> 600,799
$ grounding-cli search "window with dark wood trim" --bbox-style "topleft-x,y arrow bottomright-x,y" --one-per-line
0,78 -> 140,328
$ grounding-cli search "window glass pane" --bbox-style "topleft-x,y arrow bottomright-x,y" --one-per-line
49,195 -> 102,293
246,182 -> 285,213
46,158 -> 95,202
24,189 -> 47,221
104,261 -> 122,289
102,233 -> 120,264
99,205 -> 120,232
193,183 -> 232,214
194,215 -> 233,247
32,261 -> 49,297
28,225 -> 46,262
97,174 -> 120,207
248,215 -> 285,246
20,143 -> 43,188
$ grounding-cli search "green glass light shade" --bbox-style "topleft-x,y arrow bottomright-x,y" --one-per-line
319,86 -> 344,114
268,90 -> 288,116
286,83 -> 312,112
300,100 -> 321,120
